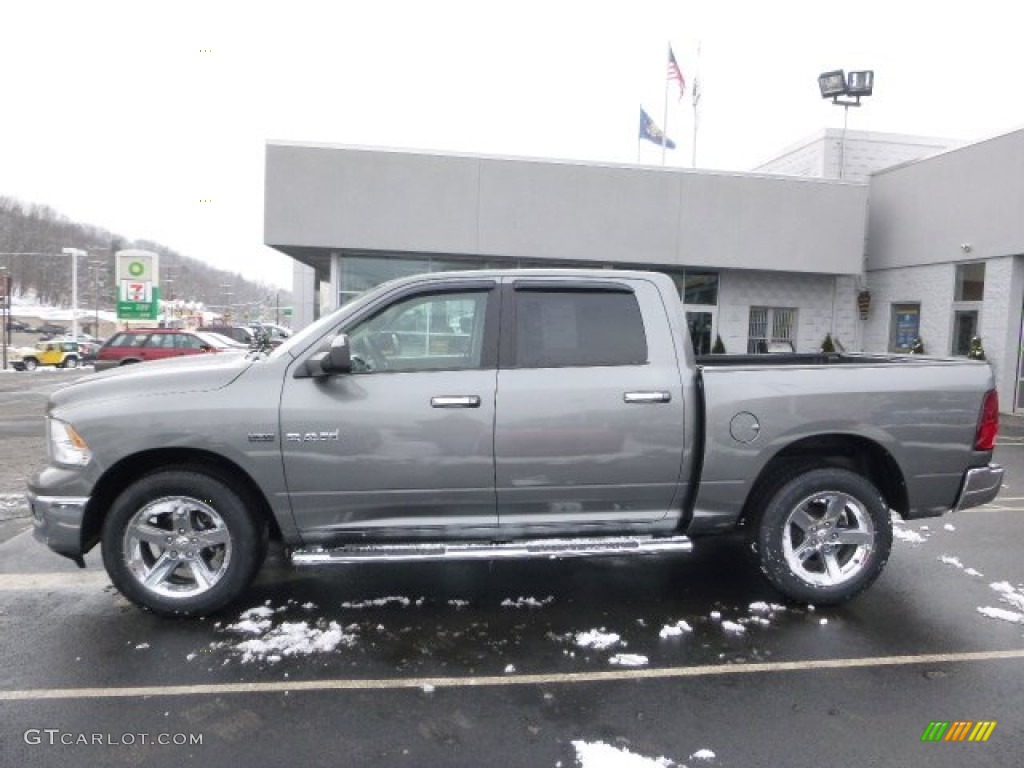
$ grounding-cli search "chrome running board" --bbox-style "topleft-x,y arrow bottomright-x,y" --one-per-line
290,535 -> 693,566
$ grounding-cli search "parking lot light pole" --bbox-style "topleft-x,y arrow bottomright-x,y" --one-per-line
817,69 -> 874,179
61,248 -> 87,339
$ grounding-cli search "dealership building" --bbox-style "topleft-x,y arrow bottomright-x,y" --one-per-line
264,126 -> 1024,412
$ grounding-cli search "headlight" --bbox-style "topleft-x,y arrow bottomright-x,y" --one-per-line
47,418 -> 92,467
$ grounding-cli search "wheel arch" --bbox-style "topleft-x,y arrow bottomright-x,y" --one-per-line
81,448 -> 283,551
738,433 -> 908,530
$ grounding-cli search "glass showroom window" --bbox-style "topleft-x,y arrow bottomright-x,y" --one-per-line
663,270 -> 719,356
748,307 -> 797,353
951,263 -> 985,356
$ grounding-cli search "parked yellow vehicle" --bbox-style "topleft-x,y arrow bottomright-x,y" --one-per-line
9,341 -> 81,371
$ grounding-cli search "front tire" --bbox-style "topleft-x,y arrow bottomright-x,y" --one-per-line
64,356 -> 79,369
753,467 -> 892,605
23,357 -> 38,371
102,470 -> 265,617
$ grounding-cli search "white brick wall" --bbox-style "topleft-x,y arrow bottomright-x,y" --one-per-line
863,256 -> 1017,400
716,270 -> 859,354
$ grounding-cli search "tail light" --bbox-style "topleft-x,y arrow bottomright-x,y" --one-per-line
974,389 -> 999,451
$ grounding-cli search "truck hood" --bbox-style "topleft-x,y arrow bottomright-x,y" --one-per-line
50,352 -> 254,410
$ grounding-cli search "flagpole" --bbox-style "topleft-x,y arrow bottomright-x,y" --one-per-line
661,43 -> 670,166
692,42 -> 702,168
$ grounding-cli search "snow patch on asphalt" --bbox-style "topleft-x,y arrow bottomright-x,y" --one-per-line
609,654 -> 648,667
574,629 -> 622,650
893,527 -> 927,544
976,606 -> 1024,624
572,740 -> 675,767
501,595 -> 554,608
206,604 -> 360,663
340,596 -> 417,609
659,620 -> 693,638
989,581 -> 1024,612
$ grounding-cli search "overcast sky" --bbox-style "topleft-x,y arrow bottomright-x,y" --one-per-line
2,0 -> 1021,290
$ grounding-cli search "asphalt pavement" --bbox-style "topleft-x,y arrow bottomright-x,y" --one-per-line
0,369 -> 1022,767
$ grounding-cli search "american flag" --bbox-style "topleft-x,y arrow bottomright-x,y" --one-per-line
668,45 -> 686,100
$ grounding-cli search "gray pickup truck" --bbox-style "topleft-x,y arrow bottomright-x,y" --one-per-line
28,270 -> 1003,616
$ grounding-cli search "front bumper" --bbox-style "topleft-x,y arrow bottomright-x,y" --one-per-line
953,463 -> 1004,511
28,490 -> 90,561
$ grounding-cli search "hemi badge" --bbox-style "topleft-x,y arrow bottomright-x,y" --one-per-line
247,433 -> 276,443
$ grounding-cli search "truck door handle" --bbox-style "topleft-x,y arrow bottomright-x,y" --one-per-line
431,395 -> 482,408
623,391 -> 671,404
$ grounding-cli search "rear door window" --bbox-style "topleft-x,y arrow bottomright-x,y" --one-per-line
512,289 -> 648,368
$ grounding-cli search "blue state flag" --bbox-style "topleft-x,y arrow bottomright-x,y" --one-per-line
639,107 -> 676,149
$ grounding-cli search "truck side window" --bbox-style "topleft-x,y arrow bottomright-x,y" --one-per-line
515,290 -> 647,368
347,290 -> 489,373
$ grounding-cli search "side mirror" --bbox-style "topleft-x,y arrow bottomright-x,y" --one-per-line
307,334 -> 352,378
327,334 -> 352,372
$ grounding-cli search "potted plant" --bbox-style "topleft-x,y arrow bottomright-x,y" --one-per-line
711,334 -> 726,354
967,336 -> 986,361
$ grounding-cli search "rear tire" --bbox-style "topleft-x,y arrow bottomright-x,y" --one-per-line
753,467 -> 892,605
102,470 -> 265,617
23,358 -> 38,371
64,356 -> 78,369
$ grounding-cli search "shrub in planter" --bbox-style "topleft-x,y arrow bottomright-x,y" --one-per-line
711,334 -> 726,354
967,336 -> 987,361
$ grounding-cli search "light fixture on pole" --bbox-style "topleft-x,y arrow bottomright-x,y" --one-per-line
61,248 -> 87,339
817,69 -> 874,179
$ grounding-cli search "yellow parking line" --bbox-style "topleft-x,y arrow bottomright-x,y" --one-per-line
2,648 -> 1024,702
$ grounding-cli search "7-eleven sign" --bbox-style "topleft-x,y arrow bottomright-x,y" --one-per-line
116,249 -> 160,320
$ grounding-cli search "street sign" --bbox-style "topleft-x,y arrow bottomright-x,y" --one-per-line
115,250 -> 160,321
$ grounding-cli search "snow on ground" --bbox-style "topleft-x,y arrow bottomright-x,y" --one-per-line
609,654 -> 648,667
571,740 -> 675,768
205,604 -> 359,664
989,581 -> 1024,612
574,629 -> 622,650
976,606 -> 1024,624
229,620 -> 357,663
501,596 -> 554,608
340,596 -> 418,609
720,620 -> 746,634
691,748 -> 716,760
893,527 -> 927,543
748,601 -> 786,613
659,620 -> 693,638
938,555 -> 964,569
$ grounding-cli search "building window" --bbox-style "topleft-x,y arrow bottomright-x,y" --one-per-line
951,262 -> 984,356
748,307 -> 797,353
687,311 -> 713,355
952,310 -> 980,356
955,263 -> 985,302
889,303 -> 921,352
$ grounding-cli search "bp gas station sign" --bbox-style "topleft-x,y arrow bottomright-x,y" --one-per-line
116,250 -> 160,320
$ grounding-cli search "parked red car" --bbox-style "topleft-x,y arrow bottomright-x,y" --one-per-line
93,329 -> 243,372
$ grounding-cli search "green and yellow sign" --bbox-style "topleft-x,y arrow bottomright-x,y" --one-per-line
116,250 -> 160,321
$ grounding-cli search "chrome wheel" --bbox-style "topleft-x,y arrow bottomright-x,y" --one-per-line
781,491 -> 875,588
123,496 -> 233,599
